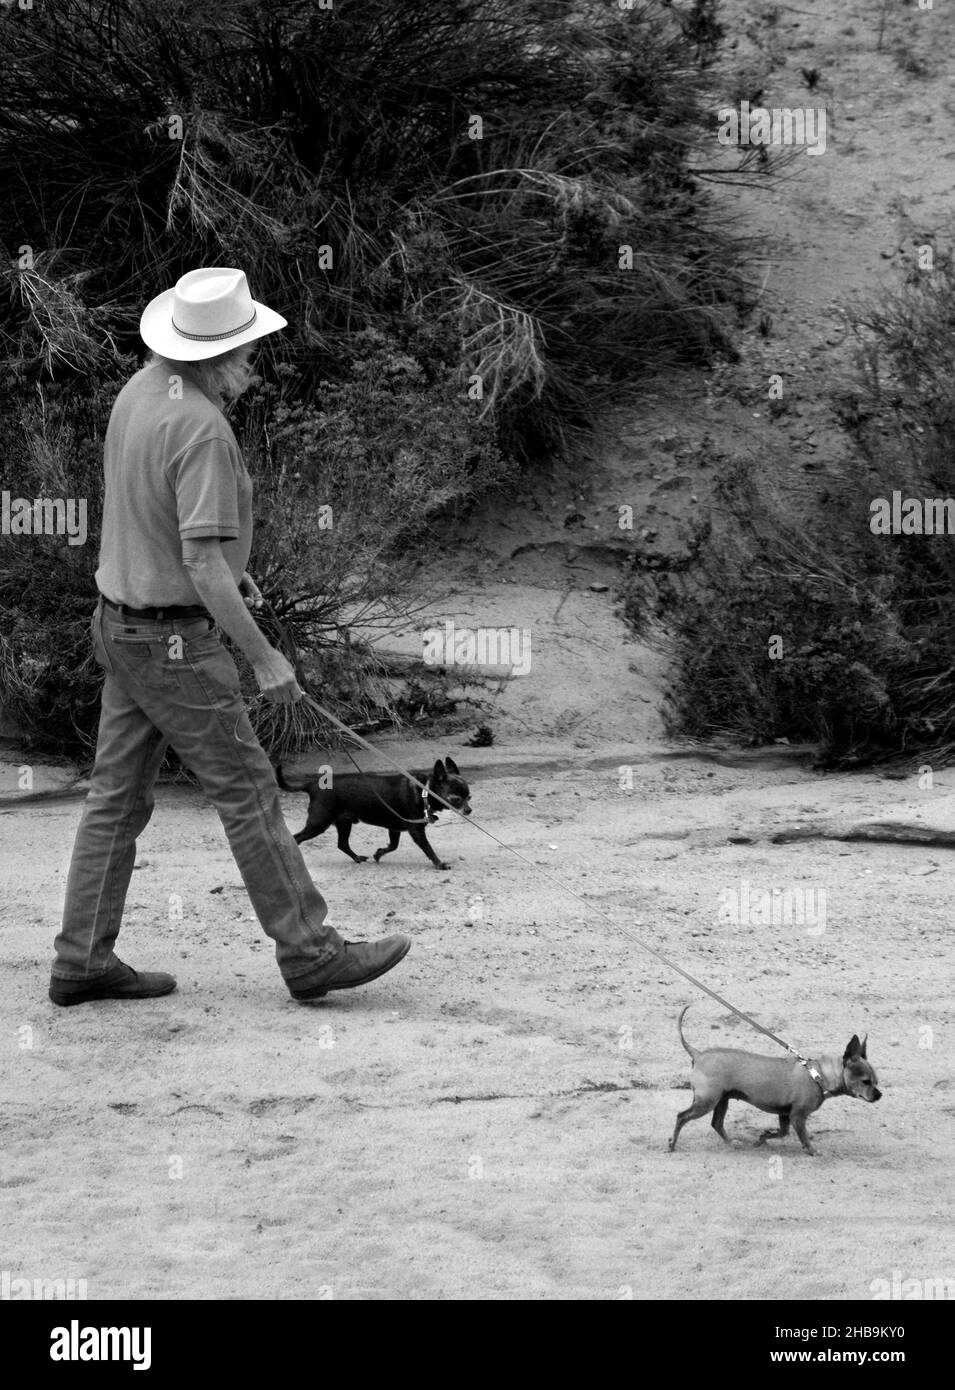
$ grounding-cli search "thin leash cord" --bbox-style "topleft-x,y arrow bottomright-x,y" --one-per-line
237,597 -> 430,824
337,731 -> 431,824
247,599 -> 816,1070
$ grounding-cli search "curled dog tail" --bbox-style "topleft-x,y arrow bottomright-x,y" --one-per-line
274,764 -> 300,793
677,1004 -> 697,1059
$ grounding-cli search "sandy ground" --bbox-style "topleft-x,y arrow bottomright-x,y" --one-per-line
3,0 -> 955,1302
2,743 -> 953,1300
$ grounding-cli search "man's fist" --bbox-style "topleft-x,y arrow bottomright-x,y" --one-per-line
239,572 -> 264,611
252,648 -> 302,705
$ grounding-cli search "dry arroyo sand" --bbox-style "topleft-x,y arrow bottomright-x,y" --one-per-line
2,738 -> 953,1300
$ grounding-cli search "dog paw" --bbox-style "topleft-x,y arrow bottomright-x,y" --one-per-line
436,861 -> 451,871
353,856 -> 369,864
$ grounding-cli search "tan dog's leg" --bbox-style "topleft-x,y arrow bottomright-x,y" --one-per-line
670,1079 -> 722,1151
791,1110 -> 817,1156
710,1094 -> 731,1142
756,1114 -> 791,1146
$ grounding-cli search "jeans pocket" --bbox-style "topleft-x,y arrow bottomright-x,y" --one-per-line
109,637 -> 154,655
187,637 -> 243,706
184,627 -> 221,659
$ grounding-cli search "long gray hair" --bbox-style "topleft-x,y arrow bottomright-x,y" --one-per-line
148,343 -> 257,402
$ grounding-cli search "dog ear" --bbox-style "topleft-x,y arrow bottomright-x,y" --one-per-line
431,759 -> 446,781
843,1035 -> 862,1061
860,1034 -> 867,1058
444,756 -> 460,776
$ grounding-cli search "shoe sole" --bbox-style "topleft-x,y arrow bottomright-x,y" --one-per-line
49,981 -> 178,1007
290,939 -> 412,1001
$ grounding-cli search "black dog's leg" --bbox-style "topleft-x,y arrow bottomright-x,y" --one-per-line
408,824 -> 450,870
293,816 -> 332,845
336,818 -> 368,863
288,787 -> 335,845
373,830 -> 402,863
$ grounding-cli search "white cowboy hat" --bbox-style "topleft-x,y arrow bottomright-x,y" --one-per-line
139,267 -> 287,361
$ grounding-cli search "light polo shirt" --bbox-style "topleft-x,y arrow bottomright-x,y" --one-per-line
95,360 -> 252,608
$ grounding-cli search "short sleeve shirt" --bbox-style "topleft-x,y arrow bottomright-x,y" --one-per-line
95,360 -> 253,607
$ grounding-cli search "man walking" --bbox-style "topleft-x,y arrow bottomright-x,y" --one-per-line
50,267 -> 410,1005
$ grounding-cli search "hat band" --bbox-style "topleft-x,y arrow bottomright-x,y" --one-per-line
171,308 -> 257,342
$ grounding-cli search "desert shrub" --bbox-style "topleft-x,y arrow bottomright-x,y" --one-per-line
680,0 -> 726,68
0,336 -> 504,754
0,0 -> 758,753
0,371 -> 120,752
235,331 -> 509,749
655,457 -> 907,761
661,254 -> 955,766
0,0 -> 750,433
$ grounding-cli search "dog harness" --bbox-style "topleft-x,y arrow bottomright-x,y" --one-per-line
417,778 -> 439,824
359,775 -> 437,824
797,1057 -> 830,1096
400,778 -> 439,824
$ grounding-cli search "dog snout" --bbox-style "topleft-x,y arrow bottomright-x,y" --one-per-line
870,1088 -> 882,1102
462,803 -> 472,815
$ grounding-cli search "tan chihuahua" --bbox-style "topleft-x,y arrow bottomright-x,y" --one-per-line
669,1005 -> 881,1156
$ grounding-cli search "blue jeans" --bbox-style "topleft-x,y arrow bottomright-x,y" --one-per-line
53,599 -> 343,985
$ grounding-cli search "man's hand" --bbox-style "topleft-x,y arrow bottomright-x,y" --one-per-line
252,648 -> 303,705
239,572 -> 264,611
240,575 -> 302,704
183,542 -> 301,699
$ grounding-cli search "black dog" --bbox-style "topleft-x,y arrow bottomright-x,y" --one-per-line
276,758 -> 471,870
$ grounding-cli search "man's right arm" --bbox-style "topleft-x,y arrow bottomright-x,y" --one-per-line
182,537 -> 302,704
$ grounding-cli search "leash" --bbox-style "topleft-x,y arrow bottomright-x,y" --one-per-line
256,595 -> 828,1089
338,748 -> 435,825
312,696 -> 828,1091
255,596 -> 436,824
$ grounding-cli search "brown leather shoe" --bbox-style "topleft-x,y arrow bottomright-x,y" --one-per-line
49,961 -> 177,1007
289,935 -> 411,1001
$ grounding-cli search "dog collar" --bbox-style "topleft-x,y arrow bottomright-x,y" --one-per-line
400,778 -> 436,824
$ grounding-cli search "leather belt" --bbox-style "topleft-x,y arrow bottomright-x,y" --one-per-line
101,596 -> 211,622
